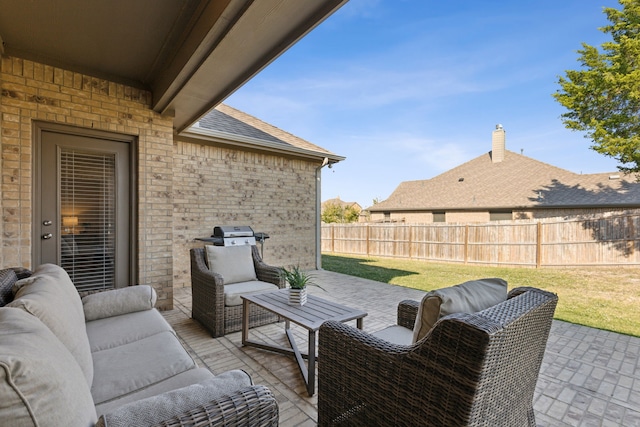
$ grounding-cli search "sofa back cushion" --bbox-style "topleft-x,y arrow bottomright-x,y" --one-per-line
205,245 -> 257,285
7,264 -> 94,387
0,307 -> 97,427
412,278 -> 508,343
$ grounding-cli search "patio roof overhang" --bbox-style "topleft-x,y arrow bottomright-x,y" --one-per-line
0,0 -> 348,133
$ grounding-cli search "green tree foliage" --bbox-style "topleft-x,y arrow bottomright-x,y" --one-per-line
554,0 -> 640,173
322,202 -> 360,223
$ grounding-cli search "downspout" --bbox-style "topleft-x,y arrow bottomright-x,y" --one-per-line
315,157 -> 330,269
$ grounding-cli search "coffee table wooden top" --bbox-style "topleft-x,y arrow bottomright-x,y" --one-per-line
241,288 -> 367,331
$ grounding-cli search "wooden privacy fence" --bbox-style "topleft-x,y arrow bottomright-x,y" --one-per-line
321,214 -> 640,267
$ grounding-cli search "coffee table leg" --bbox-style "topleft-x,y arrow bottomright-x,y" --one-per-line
307,329 -> 316,396
241,299 -> 250,345
357,317 -> 364,330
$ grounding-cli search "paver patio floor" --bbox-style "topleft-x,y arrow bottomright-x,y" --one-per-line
163,269 -> 640,426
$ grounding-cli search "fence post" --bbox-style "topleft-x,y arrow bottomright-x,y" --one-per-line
536,222 -> 542,268
464,224 -> 469,264
331,224 -> 335,253
366,224 -> 370,256
409,225 -> 413,259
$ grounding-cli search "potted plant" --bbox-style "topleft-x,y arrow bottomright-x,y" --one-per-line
280,265 -> 324,306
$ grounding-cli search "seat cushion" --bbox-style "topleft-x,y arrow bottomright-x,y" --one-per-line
371,325 -> 414,346
224,281 -> 279,306
91,331 -> 197,405
95,368 -> 215,416
96,370 -> 252,427
412,278 -> 508,343
86,308 -> 174,352
0,307 -> 97,427
205,245 -> 257,284
7,263 -> 94,387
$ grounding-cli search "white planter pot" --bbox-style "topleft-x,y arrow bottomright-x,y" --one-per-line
289,288 -> 307,306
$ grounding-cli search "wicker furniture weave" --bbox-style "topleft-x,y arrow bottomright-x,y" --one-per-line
151,385 -> 278,427
190,246 -> 285,337
318,286 -> 558,427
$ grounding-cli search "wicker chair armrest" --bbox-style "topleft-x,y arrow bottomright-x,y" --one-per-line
11,267 -> 32,280
397,299 -> 419,329
251,246 -> 285,288
151,385 -> 278,427
508,286 -> 539,299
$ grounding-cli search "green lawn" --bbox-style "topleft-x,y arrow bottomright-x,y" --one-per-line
322,253 -> 640,337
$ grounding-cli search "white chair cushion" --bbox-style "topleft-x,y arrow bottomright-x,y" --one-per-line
371,325 -> 414,346
412,278 -> 508,343
0,307 -> 97,426
224,281 -> 279,306
205,245 -> 257,285
7,263 -> 94,387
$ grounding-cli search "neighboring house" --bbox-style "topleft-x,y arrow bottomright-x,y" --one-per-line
369,125 -> 640,224
0,1 -> 348,309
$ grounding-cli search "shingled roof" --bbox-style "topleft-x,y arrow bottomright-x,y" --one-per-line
193,104 -> 344,162
370,150 -> 640,212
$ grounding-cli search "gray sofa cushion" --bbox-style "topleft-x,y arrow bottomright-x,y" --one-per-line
86,308 -> 174,352
83,285 -> 157,321
7,263 -> 94,387
91,331 -> 197,405
95,368 -> 215,416
96,370 -> 252,427
0,307 -> 97,427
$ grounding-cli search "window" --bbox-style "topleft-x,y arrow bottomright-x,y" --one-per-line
489,211 -> 512,221
433,212 -> 445,222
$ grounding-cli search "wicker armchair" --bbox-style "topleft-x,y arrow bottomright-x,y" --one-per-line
318,287 -> 558,427
190,246 -> 285,337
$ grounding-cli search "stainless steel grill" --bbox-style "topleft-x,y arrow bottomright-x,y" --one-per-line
212,225 -> 256,246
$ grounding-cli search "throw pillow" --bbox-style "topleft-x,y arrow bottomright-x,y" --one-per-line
411,278 -> 508,343
205,245 -> 257,285
83,285 -> 157,321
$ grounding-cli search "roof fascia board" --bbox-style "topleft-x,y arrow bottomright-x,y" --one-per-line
178,127 -> 345,162
369,204 -> 640,212
168,0 -> 349,133
151,0 -> 245,114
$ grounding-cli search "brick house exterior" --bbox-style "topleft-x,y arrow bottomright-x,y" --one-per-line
369,126 -> 640,223
0,0 -> 347,310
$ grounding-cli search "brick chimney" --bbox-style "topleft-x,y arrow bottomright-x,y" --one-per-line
491,124 -> 505,163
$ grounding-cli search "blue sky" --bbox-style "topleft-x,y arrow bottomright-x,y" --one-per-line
226,0 -> 622,209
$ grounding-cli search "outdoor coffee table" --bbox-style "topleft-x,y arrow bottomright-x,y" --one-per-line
241,288 -> 367,396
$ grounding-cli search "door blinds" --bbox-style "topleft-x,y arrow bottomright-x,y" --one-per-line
60,149 -> 116,292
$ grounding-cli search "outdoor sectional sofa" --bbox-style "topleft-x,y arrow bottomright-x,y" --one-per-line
0,264 -> 278,427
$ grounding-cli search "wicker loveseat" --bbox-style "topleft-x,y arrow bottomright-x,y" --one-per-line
318,286 -> 558,426
0,264 -> 278,427
190,246 -> 285,337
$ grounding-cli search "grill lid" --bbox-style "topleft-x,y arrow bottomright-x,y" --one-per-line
213,225 -> 254,238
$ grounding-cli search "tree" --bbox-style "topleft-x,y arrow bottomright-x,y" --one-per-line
321,202 -> 360,223
553,0 -> 640,173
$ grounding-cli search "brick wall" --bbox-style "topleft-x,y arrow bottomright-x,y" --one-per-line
0,55 -> 175,309
172,140 -> 319,288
